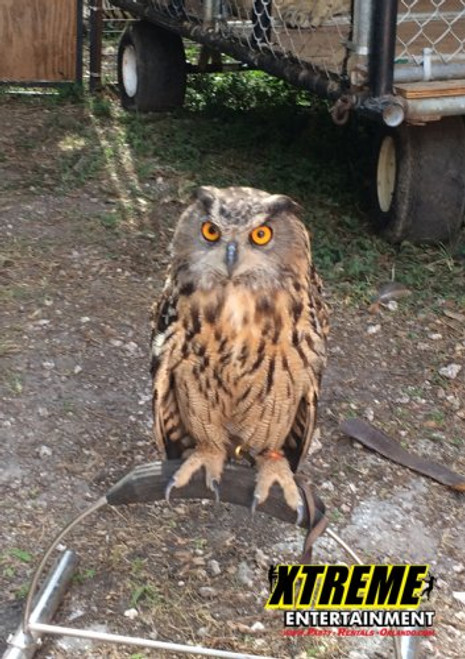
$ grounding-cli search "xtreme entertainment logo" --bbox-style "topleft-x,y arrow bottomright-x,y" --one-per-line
265,564 -> 436,636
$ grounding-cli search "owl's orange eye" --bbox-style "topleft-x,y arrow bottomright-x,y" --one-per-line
250,225 -> 273,246
201,221 -> 221,242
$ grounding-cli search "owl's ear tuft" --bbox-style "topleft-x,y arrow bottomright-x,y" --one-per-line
264,194 -> 302,217
193,186 -> 217,211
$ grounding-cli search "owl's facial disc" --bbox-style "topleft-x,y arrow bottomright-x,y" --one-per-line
225,240 -> 239,277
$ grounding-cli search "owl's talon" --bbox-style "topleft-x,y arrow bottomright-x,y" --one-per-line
251,493 -> 261,517
165,476 -> 177,503
210,478 -> 220,503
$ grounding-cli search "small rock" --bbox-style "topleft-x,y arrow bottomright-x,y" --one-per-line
123,608 -> 138,619
236,561 -> 254,586
254,549 -> 269,568
38,406 -> 49,418
42,360 -> 55,370
80,316 -> 91,323
208,559 -> 221,576
38,445 -> 52,458
125,341 -> 139,355
73,365 -> 83,375
250,621 -> 265,632
446,395 -> 461,410
386,300 -> 398,312
439,363 -> 462,380
110,339 -> 123,347
36,319 -> 50,326
364,407 -> 375,422
321,480 -> 335,491
197,627 -> 209,636
428,333 -> 442,340
452,563 -> 465,574
366,324 -> 381,335
308,434 -> 322,456
453,591 -> 465,605
198,586 -> 217,598
395,395 -> 410,404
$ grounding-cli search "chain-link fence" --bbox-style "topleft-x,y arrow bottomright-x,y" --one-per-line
91,1 -> 465,91
397,0 -> 465,66
92,0 -> 353,85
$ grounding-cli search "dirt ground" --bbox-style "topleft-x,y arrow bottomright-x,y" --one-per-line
1,95 -> 464,659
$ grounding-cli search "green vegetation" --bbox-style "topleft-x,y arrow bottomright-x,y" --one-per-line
5,71 -> 464,307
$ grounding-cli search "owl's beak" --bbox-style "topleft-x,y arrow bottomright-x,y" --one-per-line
225,241 -> 239,277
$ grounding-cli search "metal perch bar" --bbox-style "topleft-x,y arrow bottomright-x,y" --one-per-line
16,460 -> 325,659
13,460 -> 410,658
23,460 -> 326,629
26,623 -> 279,659
3,551 -> 78,659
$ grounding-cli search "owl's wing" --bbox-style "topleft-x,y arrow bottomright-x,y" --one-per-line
151,280 -> 191,459
283,391 -> 318,473
284,266 -> 329,473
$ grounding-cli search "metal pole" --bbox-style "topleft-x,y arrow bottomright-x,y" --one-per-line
23,497 -> 107,628
370,0 -> 398,97
89,0 -> 103,93
27,623 -> 278,659
3,551 -> 78,659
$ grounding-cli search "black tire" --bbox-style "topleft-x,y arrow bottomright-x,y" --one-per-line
117,22 -> 186,112
371,117 -> 465,244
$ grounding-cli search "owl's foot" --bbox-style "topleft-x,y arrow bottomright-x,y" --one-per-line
165,448 -> 226,503
252,450 -> 304,524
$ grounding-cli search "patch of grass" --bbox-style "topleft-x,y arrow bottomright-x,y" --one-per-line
130,583 -> 164,608
62,400 -> 76,415
426,410 -> 446,425
90,94 -> 113,118
3,372 -> 24,395
9,548 -> 32,563
5,79 -> 463,307
130,556 -> 147,576
15,583 -> 30,600
99,211 -> 121,230
74,568 -> 97,584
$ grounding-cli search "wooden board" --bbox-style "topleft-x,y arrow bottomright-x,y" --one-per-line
395,79 -> 465,98
0,0 -> 79,82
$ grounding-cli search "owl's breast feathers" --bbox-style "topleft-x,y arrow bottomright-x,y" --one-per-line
151,266 -> 328,467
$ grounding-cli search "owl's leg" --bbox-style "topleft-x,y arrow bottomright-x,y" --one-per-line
165,446 -> 227,502
252,450 -> 304,524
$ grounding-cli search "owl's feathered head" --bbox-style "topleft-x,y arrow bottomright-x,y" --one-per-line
171,186 -> 312,290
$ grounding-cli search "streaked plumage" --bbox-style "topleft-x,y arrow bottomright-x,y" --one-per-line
151,186 -> 329,513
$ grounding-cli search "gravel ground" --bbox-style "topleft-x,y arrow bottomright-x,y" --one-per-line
1,96 -> 464,659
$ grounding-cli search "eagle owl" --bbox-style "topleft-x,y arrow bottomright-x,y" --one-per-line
151,186 -> 329,520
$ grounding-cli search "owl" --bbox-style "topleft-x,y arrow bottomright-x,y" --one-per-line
151,186 -> 329,521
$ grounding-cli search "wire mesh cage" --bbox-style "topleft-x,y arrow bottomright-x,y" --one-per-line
90,0 -> 354,87
90,0 -> 465,96
396,0 -> 465,67
87,0 -> 135,85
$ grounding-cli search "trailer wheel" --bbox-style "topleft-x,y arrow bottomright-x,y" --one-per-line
371,117 -> 465,244
117,22 -> 186,112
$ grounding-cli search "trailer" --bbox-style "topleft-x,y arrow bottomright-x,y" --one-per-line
107,0 -> 465,244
